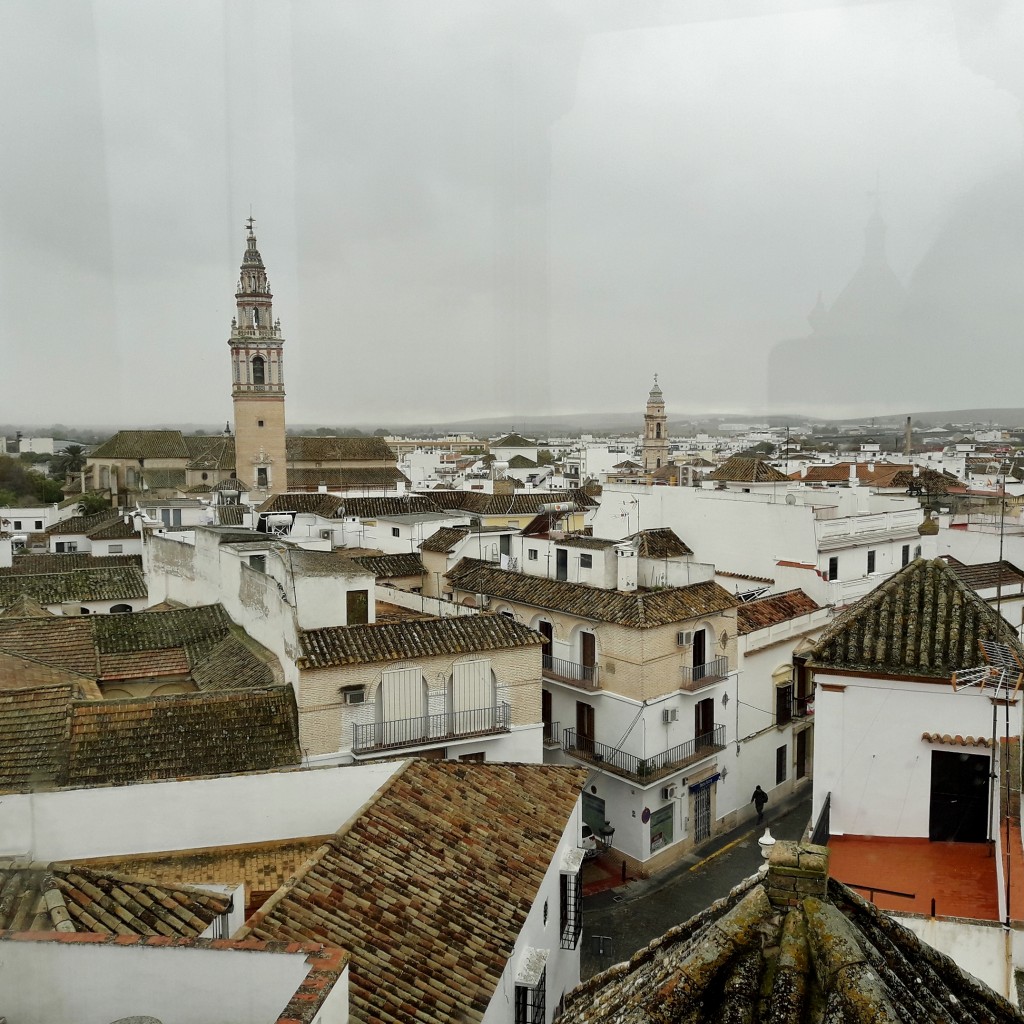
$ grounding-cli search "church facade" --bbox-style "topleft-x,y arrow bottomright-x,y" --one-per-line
86,222 -> 405,502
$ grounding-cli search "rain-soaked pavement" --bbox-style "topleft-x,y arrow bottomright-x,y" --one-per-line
581,788 -> 814,979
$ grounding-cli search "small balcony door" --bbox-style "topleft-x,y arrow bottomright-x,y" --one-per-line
538,620 -> 553,661
556,548 -> 568,581
695,697 -> 714,748
576,701 -> 595,755
692,629 -> 707,679
580,632 -> 596,683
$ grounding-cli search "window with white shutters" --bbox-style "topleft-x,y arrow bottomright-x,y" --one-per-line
452,659 -> 494,733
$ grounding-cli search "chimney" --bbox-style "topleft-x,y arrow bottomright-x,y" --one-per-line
849,464 -> 857,483
616,546 -> 638,592
904,416 -> 912,457
765,840 -> 830,908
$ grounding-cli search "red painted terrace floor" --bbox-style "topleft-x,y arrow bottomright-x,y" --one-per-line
828,834 -> 1002,920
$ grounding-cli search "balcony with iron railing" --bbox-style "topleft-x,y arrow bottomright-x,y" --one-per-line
680,656 -> 729,692
543,653 -> 600,691
352,702 -> 510,755
543,720 -> 561,748
562,724 -> 726,784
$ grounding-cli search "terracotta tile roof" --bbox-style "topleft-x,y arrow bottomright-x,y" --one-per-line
716,569 -> 775,584
286,466 -> 410,490
89,430 -> 191,460
0,554 -> 142,576
190,632 -> 280,691
45,510 -> 121,536
285,435 -> 397,462
810,558 -> 1024,679
939,555 -> 1024,592
0,685 -> 73,790
351,552 -> 424,578
0,860 -> 229,935
92,604 -> 233,654
0,567 -> 146,609
491,432 -> 536,447
62,688 -> 301,787
736,589 -> 821,635
299,612 -> 543,668
80,837 -> 332,898
285,548 -> 370,578
240,760 -> 588,1024
558,535 -> 618,550
341,495 -> 447,518
447,559 -> 738,629
215,504 -> 247,526
470,489 -> 597,516
98,648 -> 191,682
505,454 -> 538,468
183,434 -> 235,470
629,528 -> 693,558
921,731 -> 992,747
0,652 -> 97,693
709,456 -> 789,483
419,526 -> 469,553
563,840 -> 1022,1024
86,518 -> 137,540
0,617 -> 98,676
0,594 -> 54,618
257,492 -> 348,517
133,467 -> 188,490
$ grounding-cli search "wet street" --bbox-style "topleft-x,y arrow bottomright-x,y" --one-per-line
581,789 -> 813,978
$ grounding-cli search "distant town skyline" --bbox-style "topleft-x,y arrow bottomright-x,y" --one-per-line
2,1 -> 1021,426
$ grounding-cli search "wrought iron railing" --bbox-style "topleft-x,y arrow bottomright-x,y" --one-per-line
352,702 -> 511,754
794,694 -> 814,718
680,656 -> 729,690
543,653 -> 600,690
543,720 -> 561,747
562,724 -> 726,782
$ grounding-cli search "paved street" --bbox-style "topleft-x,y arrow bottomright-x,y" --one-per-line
581,788 -> 814,978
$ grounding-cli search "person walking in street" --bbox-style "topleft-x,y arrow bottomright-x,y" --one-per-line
751,785 -> 768,824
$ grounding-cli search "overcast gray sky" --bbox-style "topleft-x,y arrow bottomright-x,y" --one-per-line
1,0 -> 1021,429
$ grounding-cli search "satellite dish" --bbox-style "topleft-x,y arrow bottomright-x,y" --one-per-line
785,493 -> 797,505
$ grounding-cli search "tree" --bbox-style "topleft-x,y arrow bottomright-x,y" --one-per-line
53,444 -> 87,479
76,492 -> 111,515
537,449 -> 556,466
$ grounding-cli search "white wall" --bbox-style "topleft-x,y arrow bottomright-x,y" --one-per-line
0,761 -> 403,861
812,671 -> 1016,838
0,937 -> 347,1024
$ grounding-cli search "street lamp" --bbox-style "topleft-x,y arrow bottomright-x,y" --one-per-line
598,821 -> 616,852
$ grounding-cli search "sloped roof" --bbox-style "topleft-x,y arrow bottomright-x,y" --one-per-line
89,430 -> 190,460
505,454 -> 538,469
285,436 -> 397,462
0,617 -> 98,676
189,631 -> 281,691
940,555 -> 1024,593
239,760 -> 588,1024
299,612 -> 543,668
736,589 -> 821,635
350,552 -> 424,578
0,860 -> 229,936
285,466 -> 410,490
91,604 -> 233,654
0,554 -> 142,576
62,688 -> 301,787
86,518 -> 137,540
630,528 -> 694,559
491,432 -> 536,447
0,685 -> 74,790
45,510 -> 120,536
340,495 -> 447,519
0,594 -> 53,618
810,557 -> 1024,679
256,492 -> 348,517
183,434 -> 235,470
0,567 -> 146,609
447,559 -> 738,628
563,841 -> 1021,1024
419,526 -> 469,553
0,652 -> 97,694
709,456 -> 789,483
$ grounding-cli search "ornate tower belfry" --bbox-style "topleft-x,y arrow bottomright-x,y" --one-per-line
642,375 -> 669,473
229,218 -> 288,494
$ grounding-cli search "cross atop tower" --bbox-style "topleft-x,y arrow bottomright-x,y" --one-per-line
246,215 -> 256,237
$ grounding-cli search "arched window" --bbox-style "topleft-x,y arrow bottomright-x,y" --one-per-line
110,603 -> 134,614
252,356 -> 266,385
655,423 -> 662,438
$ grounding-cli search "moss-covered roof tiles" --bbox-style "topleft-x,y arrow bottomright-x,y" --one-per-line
239,760 -> 588,1024
89,430 -> 191,460
631,527 -> 694,559
419,526 -> 470,553
0,567 -> 146,609
350,552 -> 424,578
0,554 -> 142,576
285,435 -> 397,462
447,558 -> 737,628
809,557 -> 1024,679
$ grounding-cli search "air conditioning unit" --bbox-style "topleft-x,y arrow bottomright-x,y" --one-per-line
661,708 -> 678,724
341,688 -> 366,705
662,785 -> 677,800
677,630 -> 693,647
320,529 -> 332,540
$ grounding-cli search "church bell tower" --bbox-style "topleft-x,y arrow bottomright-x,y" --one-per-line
229,218 -> 287,495
642,375 -> 669,473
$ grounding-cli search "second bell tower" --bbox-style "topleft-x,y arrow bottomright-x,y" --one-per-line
229,218 -> 287,495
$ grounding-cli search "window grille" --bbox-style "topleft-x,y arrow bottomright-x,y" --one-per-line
560,872 -> 582,950
515,968 -> 547,1024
